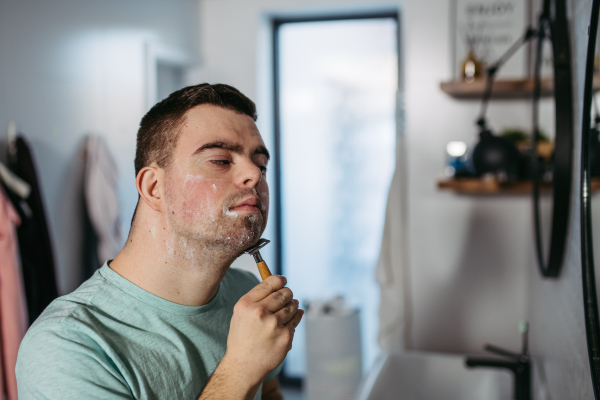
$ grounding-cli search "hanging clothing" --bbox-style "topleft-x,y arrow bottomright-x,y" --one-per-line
0,187 -> 28,400
8,135 -> 58,325
84,135 -> 122,271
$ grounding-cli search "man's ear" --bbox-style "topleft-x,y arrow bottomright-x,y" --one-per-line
136,165 -> 164,212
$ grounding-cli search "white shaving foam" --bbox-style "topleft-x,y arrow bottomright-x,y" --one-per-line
223,204 -> 238,218
166,232 -> 175,258
183,173 -> 205,187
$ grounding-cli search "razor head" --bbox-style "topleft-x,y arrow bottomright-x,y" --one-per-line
242,238 -> 271,255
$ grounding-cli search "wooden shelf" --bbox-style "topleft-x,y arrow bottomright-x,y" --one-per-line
440,74 -> 600,99
438,178 -> 600,194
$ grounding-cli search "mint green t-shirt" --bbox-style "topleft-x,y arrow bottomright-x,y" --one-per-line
16,263 -> 281,400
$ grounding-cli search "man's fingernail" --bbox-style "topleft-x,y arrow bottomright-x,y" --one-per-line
293,299 -> 299,305
281,275 -> 287,284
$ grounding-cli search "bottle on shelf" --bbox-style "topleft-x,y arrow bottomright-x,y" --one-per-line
461,49 -> 483,83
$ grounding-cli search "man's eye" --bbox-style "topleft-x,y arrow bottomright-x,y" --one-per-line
211,160 -> 230,166
259,166 -> 267,175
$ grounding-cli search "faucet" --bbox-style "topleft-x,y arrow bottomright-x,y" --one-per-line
465,322 -> 531,400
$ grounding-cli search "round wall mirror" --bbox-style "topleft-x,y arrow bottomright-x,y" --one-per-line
528,0 -> 574,278
475,0 -> 574,279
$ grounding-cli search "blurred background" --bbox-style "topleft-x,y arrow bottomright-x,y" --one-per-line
0,0 -> 595,399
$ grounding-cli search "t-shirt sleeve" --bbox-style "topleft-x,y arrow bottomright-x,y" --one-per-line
16,323 -> 133,400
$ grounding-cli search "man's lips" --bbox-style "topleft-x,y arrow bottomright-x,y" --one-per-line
230,197 -> 261,213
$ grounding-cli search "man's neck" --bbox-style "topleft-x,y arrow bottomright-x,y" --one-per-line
110,213 -> 237,307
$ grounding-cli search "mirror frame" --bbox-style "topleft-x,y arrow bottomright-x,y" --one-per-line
532,0 -> 574,278
581,0 -> 600,395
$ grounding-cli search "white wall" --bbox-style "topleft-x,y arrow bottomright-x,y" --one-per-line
198,0 -> 541,355
0,0 -> 201,294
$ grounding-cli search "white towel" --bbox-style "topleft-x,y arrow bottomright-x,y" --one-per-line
375,93 -> 411,352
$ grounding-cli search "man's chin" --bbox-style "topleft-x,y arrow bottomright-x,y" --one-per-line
214,218 -> 264,252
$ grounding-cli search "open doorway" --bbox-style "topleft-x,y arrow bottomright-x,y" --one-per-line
273,13 -> 399,383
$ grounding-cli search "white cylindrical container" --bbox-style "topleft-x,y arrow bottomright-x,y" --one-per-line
305,308 -> 362,400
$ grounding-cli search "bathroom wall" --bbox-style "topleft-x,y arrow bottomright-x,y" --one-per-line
198,0 -> 539,355
0,0 -> 201,294
525,0 -> 594,397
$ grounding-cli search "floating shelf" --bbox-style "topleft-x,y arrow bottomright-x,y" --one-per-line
440,74 -> 600,99
438,178 -> 600,194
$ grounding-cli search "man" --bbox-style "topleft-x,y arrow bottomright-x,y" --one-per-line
16,83 -> 303,399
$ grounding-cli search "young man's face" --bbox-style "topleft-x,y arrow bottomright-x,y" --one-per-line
162,104 -> 269,255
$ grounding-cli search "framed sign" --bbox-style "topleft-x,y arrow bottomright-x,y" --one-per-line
451,0 -> 529,80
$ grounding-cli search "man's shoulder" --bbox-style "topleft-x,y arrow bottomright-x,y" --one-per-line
22,270 -> 109,345
16,271 -> 132,399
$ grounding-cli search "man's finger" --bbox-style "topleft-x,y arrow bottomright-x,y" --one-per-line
285,309 -> 304,330
274,300 -> 299,325
245,275 -> 287,302
263,288 -> 293,313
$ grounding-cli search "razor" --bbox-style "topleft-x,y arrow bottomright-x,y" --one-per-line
242,238 -> 272,280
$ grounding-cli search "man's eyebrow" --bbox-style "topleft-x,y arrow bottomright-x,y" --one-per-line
192,141 -> 270,161
254,146 -> 270,161
192,141 -> 244,155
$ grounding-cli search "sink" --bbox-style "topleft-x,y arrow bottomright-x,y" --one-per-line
355,351 -> 512,400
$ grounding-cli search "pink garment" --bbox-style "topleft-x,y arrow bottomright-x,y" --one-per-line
0,188 -> 28,400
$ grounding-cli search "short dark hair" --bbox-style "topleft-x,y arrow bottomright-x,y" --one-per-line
134,83 -> 257,176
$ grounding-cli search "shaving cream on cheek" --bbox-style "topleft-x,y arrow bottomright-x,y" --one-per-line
178,173 -> 223,221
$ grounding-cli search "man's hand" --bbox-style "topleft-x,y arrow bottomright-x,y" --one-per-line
226,275 -> 303,383
198,275 -> 303,399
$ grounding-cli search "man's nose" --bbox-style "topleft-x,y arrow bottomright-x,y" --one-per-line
237,159 -> 262,188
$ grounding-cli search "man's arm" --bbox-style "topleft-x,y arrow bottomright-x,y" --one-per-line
198,275 -> 303,399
